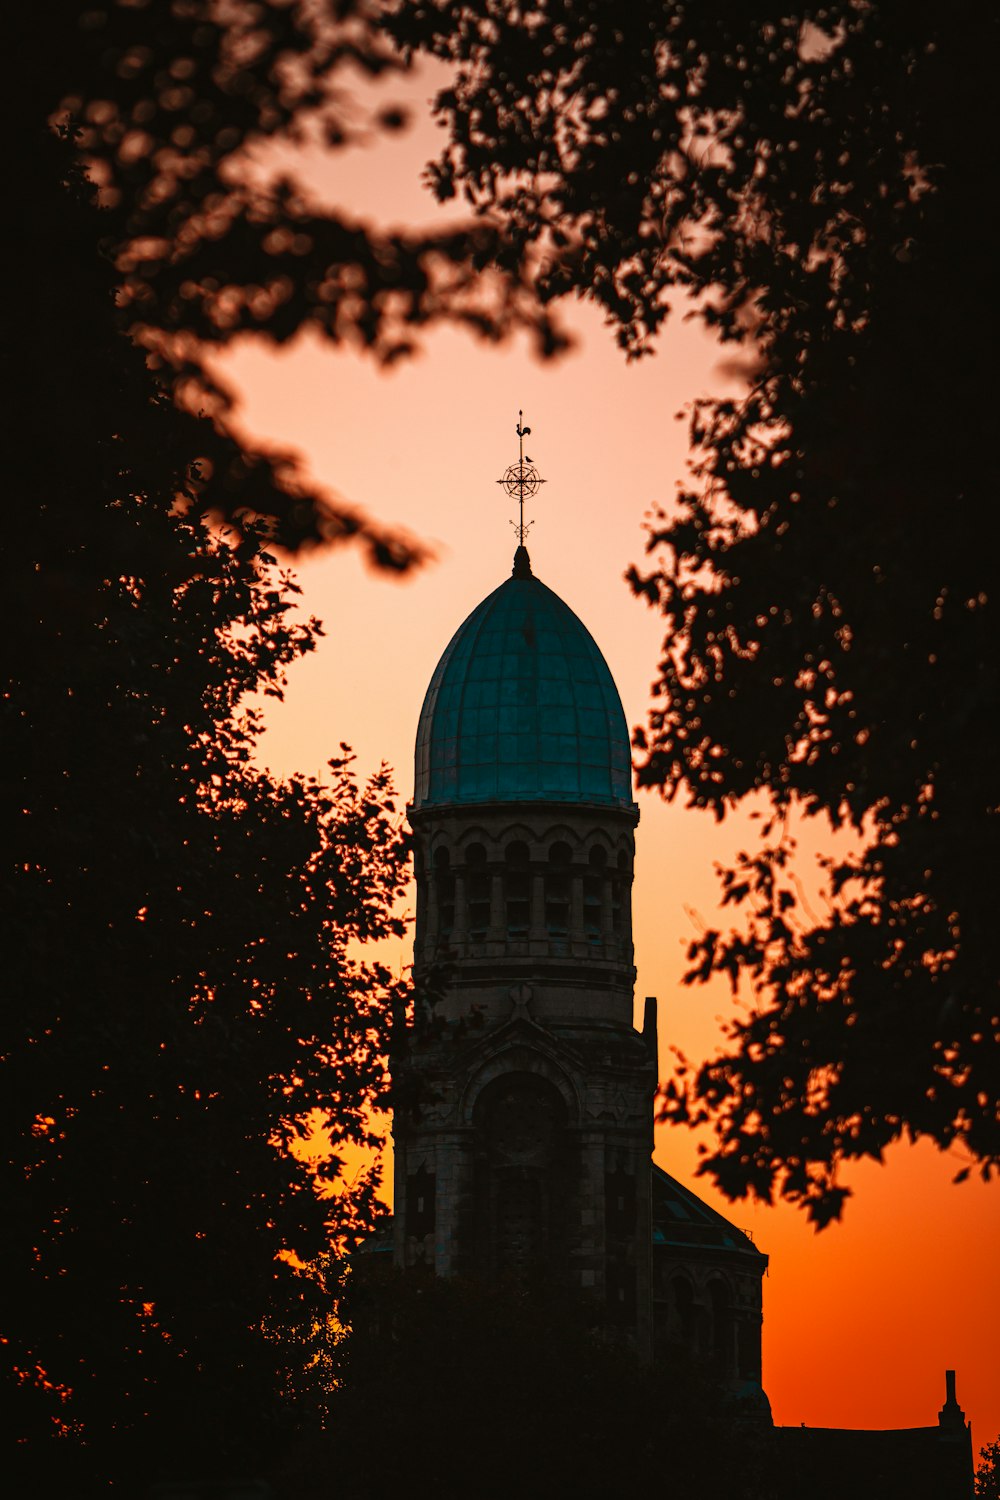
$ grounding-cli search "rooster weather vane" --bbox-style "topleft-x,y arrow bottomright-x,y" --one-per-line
496,410 -> 546,544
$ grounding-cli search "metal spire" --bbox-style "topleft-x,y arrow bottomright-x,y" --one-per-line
496,410 -> 545,544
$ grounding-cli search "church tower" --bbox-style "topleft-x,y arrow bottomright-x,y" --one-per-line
392,424 -> 767,1378
394,532 -> 656,1353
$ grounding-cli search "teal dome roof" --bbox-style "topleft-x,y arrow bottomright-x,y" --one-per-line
414,550 -> 634,810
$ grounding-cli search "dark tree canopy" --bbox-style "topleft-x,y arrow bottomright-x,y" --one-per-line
390,0 -> 998,1220
5,129 -> 410,1488
977,1438 -> 1000,1500
20,0 -> 566,558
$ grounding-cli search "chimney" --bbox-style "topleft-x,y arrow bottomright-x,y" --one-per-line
937,1369 -> 968,1436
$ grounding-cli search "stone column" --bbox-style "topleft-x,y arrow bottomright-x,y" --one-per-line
424,865 -> 439,945
633,1149 -> 653,1364
601,874 -> 614,959
570,871 -> 585,948
488,871 -> 505,944
432,1128 -> 473,1278
577,1130 -> 607,1301
452,871 -> 468,948
529,870 -> 546,948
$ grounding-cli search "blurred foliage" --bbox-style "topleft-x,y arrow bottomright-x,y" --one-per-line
19,0 -> 567,557
4,130 -> 410,1490
390,0 -> 999,1222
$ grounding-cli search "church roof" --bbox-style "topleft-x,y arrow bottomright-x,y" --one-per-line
413,548 -> 634,811
651,1164 -> 767,1265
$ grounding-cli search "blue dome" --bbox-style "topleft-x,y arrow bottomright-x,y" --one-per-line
414,552 -> 634,810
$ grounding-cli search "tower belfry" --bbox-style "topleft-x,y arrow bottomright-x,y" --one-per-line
395,420 -> 653,1348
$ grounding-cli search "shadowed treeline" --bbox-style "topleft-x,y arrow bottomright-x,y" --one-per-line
5,124 -> 408,1491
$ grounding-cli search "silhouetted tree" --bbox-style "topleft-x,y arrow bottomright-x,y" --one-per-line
4,131 -> 409,1491
19,0 -> 565,557
978,1439 -> 1000,1500
390,0 -> 998,1221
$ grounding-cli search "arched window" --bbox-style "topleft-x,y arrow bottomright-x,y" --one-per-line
504,841 -> 530,937
433,846 -> 454,935
584,846 -> 606,942
545,841 -> 572,935
466,842 -> 489,939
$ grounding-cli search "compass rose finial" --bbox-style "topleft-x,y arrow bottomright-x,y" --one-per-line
496,409 -> 546,545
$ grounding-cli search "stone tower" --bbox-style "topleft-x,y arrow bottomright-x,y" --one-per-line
394,545 -> 656,1353
392,544 -> 767,1380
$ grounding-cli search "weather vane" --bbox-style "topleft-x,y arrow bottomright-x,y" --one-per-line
496,410 -> 545,544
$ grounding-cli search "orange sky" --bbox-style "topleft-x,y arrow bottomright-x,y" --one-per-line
215,61 -> 998,1450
